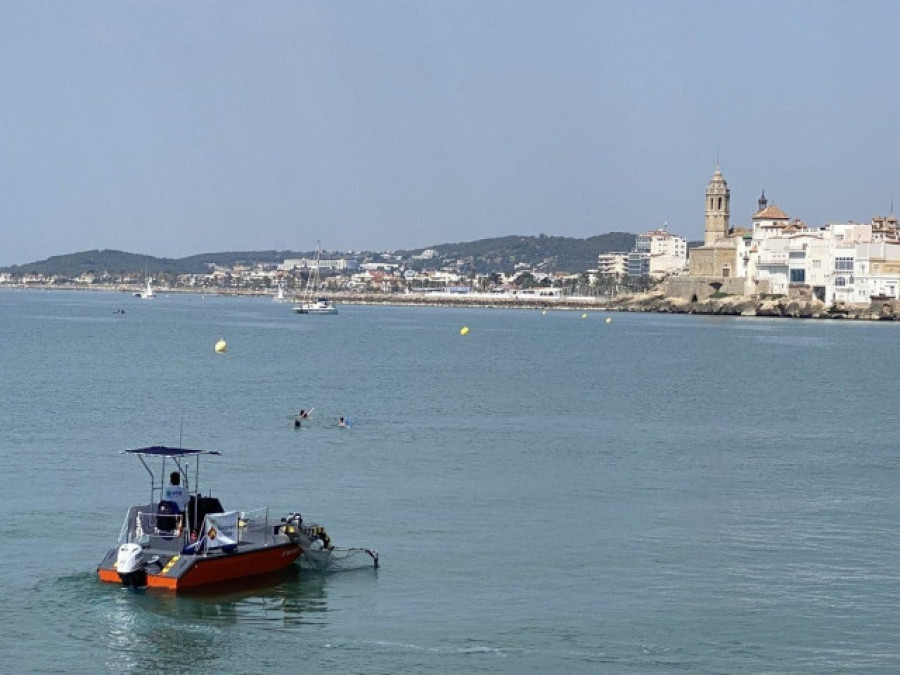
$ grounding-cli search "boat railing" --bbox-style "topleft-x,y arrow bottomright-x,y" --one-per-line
118,505 -> 275,548
117,505 -> 188,546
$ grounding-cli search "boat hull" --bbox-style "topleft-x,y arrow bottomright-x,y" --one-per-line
292,302 -> 338,315
293,307 -> 338,315
98,542 -> 302,591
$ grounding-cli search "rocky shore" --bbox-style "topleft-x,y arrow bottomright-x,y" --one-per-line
344,289 -> 900,320
603,290 -> 900,320
335,290 -> 900,320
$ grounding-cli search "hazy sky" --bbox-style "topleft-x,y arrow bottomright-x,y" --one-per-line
2,1 -> 899,266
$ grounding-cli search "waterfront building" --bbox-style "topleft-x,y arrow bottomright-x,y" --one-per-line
627,251 -> 649,277
826,223 -> 900,303
596,252 -> 629,278
684,164 -> 900,305
279,257 -> 358,272
689,167 -> 741,279
599,231 -> 687,281
635,229 -> 687,277
360,262 -> 401,272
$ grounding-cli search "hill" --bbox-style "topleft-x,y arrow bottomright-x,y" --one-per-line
1,233 -> 639,276
0,249 -> 311,277
398,232 -> 637,273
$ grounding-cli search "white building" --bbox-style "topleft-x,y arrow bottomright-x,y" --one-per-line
599,231 -> 687,280
360,262 -> 400,272
635,229 -> 687,278
690,170 -> 900,304
279,257 -> 358,272
596,252 -> 629,277
746,215 -> 900,304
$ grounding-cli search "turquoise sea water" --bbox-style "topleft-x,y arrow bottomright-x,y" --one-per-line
2,289 -> 900,673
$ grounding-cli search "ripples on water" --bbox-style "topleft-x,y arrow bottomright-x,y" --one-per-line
3,292 -> 900,672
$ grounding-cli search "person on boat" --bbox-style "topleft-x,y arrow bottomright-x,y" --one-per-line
338,417 -> 348,428
163,471 -> 188,512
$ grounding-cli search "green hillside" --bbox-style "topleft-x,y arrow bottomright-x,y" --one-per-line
397,232 -> 637,273
1,232 -> 640,276
0,249 -> 309,276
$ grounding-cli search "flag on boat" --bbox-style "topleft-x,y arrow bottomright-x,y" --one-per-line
203,511 -> 239,549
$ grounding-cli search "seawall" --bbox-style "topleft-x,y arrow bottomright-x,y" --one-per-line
6,283 -> 900,320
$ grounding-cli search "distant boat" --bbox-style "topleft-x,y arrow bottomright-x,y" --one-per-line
273,283 -> 288,303
292,242 -> 338,315
135,278 -> 155,299
293,297 -> 338,315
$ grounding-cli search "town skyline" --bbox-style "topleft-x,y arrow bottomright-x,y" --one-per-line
4,173 -> 896,273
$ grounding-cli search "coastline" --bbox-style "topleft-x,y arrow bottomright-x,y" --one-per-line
5,284 -> 900,320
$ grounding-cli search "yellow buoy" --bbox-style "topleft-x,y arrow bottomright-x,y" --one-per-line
542,310 -> 547,315
605,317 -> 612,324
215,339 -> 228,353
460,326 -> 469,336
582,313 -> 587,319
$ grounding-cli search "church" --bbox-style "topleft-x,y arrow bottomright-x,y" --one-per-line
687,167 -> 797,298
680,166 -> 900,305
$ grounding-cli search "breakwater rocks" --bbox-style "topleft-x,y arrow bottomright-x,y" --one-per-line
340,291 -> 900,320
338,292 -> 597,310
604,291 -> 900,321
342,291 -> 900,320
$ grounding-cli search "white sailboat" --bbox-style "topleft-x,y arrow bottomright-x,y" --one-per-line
273,282 -> 288,303
292,243 -> 338,315
137,278 -> 155,299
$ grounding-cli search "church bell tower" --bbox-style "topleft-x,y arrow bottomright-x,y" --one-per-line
704,167 -> 731,246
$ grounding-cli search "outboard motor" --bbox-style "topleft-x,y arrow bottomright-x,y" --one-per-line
116,543 -> 147,587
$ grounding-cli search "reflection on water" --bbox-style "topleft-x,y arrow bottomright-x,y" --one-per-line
102,594 -> 226,673
45,567 -> 360,672
138,567 -> 330,627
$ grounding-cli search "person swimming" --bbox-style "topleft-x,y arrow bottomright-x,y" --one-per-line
338,417 -> 348,428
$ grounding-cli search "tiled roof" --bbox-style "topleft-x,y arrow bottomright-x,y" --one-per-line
752,204 -> 790,220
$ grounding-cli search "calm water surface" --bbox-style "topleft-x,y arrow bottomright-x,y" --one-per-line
2,289 -> 899,673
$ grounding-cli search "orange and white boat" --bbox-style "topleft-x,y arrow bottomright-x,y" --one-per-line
98,445 -> 316,591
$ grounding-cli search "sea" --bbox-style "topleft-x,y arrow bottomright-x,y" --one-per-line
2,288 -> 900,673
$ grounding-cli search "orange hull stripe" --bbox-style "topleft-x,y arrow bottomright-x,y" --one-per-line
98,569 -> 120,583
98,544 -> 302,590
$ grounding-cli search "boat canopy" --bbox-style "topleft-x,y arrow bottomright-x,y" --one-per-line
125,446 -> 221,458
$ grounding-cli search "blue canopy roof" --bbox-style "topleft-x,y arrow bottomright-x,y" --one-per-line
126,446 -> 220,457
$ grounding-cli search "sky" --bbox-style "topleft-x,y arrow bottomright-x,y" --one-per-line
2,1 -> 900,266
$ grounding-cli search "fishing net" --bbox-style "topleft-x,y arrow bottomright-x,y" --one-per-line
299,547 -> 379,572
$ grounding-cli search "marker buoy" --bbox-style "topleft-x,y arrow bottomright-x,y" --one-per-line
215,339 -> 228,353
605,317 -> 612,324
460,326 -> 469,336
582,313 -> 587,319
